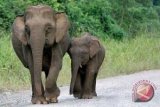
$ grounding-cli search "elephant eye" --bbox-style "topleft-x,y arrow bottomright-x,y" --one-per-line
46,26 -> 53,35
25,25 -> 30,36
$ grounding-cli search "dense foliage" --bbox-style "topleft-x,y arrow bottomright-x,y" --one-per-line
0,0 -> 160,39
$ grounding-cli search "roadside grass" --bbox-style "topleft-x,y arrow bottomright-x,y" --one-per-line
0,32 -> 160,90
99,34 -> 160,78
0,33 -> 30,90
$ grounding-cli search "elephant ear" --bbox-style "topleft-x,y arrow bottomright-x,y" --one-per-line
89,38 -> 100,58
12,16 -> 27,45
55,12 -> 70,43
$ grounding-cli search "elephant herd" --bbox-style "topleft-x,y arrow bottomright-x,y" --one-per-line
11,5 -> 105,104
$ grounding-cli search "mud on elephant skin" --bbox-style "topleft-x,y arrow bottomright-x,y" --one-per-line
11,5 -> 70,104
68,32 -> 105,99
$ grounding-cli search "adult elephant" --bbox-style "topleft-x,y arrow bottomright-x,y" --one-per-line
11,5 -> 70,104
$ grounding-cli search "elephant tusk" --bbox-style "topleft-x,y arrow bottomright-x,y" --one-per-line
79,64 -> 82,68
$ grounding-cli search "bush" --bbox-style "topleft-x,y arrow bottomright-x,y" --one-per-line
0,0 -> 24,30
0,0 -> 160,40
65,0 -> 126,39
0,0 -> 63,31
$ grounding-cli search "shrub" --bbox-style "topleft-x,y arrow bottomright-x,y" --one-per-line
0,0 -> 160,40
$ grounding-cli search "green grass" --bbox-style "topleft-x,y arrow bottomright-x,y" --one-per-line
0,33 -> 30,90
0,32 -> 160,90
99,35 -> 160,78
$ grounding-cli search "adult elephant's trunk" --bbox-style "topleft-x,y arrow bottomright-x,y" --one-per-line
30,32 -> 45,96
70,58 -> 80,94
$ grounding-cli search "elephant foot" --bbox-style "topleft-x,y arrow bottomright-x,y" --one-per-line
31,96 -> 48,104
81,93 -> 93,99
46,97 -> 58,103
73,93 -> 81,98
92,91 -> 97,96
45,87 -> 60,103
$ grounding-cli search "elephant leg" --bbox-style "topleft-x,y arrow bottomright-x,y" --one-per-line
45,45 -> 62,103
45,64 -> 61,103
30,71 -> 47,104
81,70 -> 95,99
73,70 -> 82,98
81,61 -> 96,99
27,48 -> 47,104
92,73 -> 98,96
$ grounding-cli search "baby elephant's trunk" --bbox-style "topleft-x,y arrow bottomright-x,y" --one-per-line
70,59 -> 80,94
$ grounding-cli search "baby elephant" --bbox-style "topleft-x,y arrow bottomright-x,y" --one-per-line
68,32 -> 105,99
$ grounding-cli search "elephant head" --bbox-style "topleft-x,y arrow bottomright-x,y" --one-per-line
13,5 -> 69,45
12,5 -> 70,85
69,33 -> 100,94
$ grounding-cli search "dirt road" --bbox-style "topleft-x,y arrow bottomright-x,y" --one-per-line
0,70 -> 160,107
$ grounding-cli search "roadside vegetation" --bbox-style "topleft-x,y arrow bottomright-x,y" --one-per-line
0,0 -> 160,90
0,32 -> 160,90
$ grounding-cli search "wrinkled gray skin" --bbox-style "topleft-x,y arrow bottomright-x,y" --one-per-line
68,33 -> 105,99
11,5 -> 70,104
